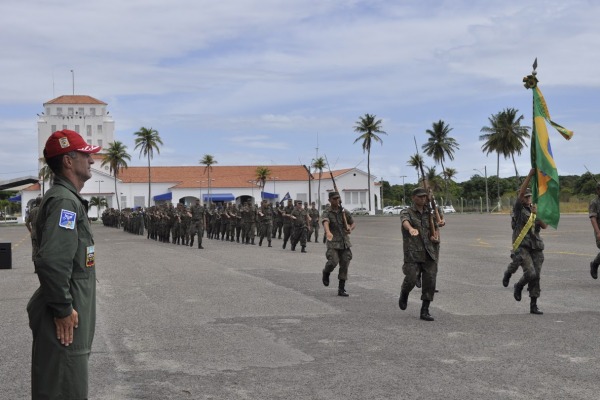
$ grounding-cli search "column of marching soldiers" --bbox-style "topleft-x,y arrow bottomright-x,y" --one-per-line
101,198 -> 322,252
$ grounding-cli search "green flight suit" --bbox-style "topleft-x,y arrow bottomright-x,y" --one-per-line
27,175 -> 97,400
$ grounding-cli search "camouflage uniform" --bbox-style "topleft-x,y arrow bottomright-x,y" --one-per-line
308,204 -> 320,243
258,201 -> 273,247
282,201 -> 294,249
189,202 -> 205,249
290,201 -> 310,252
589,193 -> 600,274
512,200 -> 545,300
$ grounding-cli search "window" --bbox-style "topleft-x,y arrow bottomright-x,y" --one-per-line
78,107 -> 84,115
98,139 -> 103,147
87,125 -> 92,136
74,125 -> 80,133
121,196 -> 127,209
296,193 -> 307,203
67,107 -> 74,115
360,192 -> 366,204
345,192 -> 351,204
45,107 -> 50,115
90,108 -> 96,116
56,107 -> 63,116
97,125 -> 102,134
51,125 -> 57,133
62,124 -> 67,130
134,196 -> 145,208
352,192 -> 359,204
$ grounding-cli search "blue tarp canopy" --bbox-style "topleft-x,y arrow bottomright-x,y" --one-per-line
261,191 -> 278,199
8,194 -> 21,202
203,193 -> 235,202
153,192 -> 173,201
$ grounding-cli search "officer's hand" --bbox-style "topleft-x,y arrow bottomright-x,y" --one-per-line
409,228 -> 419,236
54,309 -> 79,346
326,232 -> 333,241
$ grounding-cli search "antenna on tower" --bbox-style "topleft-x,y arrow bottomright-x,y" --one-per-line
315,132 -> 319,160
52,70 -> 55,97
71,69 -> 75,95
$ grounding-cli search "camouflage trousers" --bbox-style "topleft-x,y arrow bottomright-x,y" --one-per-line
259,222 -> 272,241
594,235 -> 600,265
401,258 -> 438,301
291,225 -> 309,248
189,221 -> 204,240
310,224 -> 319,242
514,247 -> 544,298
283,225 -> 293,244
324,247 -> 353,281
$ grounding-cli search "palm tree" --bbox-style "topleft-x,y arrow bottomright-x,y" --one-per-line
479,108 -> 530,205
38,160 -> 53,196
312,156 -> 326,210
353,113 -> 387,213
134,127 -> 163,207
199,154 -> 217,204
89,196 -> 108,219
407,154 -> 424,183
101,141 -> 131,212
422,120 -> 460,202
255,166 -> 271,200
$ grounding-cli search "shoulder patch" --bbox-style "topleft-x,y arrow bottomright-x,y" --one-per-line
59,209 -> 77,230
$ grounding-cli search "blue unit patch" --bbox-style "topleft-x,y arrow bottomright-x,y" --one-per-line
59,209 -> 77,230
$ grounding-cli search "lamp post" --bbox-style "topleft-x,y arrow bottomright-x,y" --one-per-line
473,167 -> 489,213
399,175 -> 407,206
95,180 -> 104,218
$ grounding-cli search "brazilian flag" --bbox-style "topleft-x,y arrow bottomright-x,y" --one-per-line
530,87 -> 573,228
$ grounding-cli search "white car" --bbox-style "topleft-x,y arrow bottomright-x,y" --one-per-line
386,205 -> 408,215
350,207 -> 369,215
442,205 -> 456,213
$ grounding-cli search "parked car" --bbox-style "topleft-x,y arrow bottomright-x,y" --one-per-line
382,206 -> 394,213
386,205 -> 408,215
442,205 -> 456,213
350,207 -> 369,215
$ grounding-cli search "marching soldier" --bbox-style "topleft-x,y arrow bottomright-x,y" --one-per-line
308,201 -> 320,243
589,183 -> 600,279
290,199 -> 311,252
282,199 -> 294,249
258,199 -> 273,247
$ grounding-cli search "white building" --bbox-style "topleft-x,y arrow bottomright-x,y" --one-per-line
20,94 -> 380,219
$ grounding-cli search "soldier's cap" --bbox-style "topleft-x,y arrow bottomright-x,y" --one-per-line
295,199 -> 303,204
524,188 -> 532,197
412,187 -> 427,197
43,129 -> 102,159
328,191 -> 340,199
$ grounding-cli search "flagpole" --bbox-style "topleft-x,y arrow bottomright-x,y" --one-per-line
523,58 -> 538,197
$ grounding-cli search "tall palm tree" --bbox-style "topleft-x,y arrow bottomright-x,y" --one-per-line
255,166 -> 271,200
134,127 -> 163,207
353,113 -> 387,213
422,120 -> 459,202
479,108 -> 530,204
312,156 -> 326,210
199,154 -> 217,204
101,141 -> 131,212
407,154 -> 424,183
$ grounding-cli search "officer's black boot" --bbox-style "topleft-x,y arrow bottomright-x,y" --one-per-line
590,262 -> 599,279
502,271 -> 512,287
513,282 -> 524,302
530,297 -> 543,315
398,290 -> 409,310
322,270 -> 330,287
420,300 -> 434,321
259,238 -> 263,246
301,246 -> 306,253
198,240 -> 204,249
268,241 -> 272,247
291,244 -> 296,251
282,240 -> 287,249
190,238 -> 194,247
338,280 -> 349,297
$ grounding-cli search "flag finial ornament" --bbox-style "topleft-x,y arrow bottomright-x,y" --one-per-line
523,58 -> 539,89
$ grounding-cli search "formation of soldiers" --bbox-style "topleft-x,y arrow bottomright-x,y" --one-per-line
101,198 -> 324,251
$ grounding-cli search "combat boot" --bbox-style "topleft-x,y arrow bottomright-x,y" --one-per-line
338,280 -> 349,297
398,290 -> 409,310
259,238 -> 263,246
282,240 -> 287,249
502,271 -> 512,287
190,238 -> 194,247
322,270 -> 330,287
590,262 -> 599,279
291,244 -> 296,251
198,241 -> 204,249
530,297 -> 543,315
268,241 -> 272,247
301,246 -> 306,253
513,282 -> 524,302
420,300 -> 434,321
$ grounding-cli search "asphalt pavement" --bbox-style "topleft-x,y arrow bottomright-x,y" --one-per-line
1,213 -> 599,400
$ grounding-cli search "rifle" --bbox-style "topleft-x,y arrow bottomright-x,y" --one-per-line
413,136 -> 440,243
584,165 -> 599,184
324,155 -> 350,232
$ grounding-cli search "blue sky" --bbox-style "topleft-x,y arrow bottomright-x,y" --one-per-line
1,0 -> 599,186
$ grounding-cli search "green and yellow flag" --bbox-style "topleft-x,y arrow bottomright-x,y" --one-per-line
530,87 -> 573,228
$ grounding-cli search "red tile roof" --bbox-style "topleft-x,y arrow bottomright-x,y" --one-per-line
118,165 -> 316,189
44,95 -> 106,105
23,183 -> 41,191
